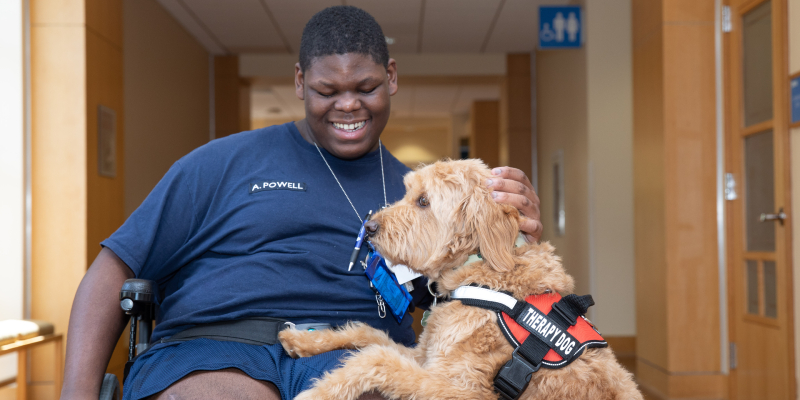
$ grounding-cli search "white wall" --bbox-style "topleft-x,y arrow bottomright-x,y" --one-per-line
0,0 -> 25,382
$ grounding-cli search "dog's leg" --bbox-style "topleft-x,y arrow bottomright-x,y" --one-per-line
295,345 -> 494,400
279,322 -> 414,358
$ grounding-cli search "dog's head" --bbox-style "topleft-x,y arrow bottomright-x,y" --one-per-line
366,159 -> 519,280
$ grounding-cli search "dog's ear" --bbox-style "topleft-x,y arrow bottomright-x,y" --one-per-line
462,186 -> 519,273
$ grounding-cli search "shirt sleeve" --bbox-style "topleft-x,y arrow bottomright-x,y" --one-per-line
101,161 -> 199,281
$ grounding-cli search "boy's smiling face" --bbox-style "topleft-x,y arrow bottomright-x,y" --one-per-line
295,53 -> 397,160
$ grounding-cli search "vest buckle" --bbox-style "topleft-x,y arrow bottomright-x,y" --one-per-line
493,348 -> 540,400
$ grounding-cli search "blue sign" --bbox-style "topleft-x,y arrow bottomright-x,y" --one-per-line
792,75 -> 800,125
539,6 -> 582,49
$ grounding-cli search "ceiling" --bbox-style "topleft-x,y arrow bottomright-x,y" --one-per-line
156,0 -> 565,55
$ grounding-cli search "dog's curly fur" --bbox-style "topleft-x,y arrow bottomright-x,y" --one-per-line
280,159 -> 643,400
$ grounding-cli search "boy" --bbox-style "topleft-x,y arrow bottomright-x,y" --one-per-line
61,6 -> 541,400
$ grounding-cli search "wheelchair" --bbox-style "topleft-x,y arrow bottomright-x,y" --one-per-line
100,278 -> 157,400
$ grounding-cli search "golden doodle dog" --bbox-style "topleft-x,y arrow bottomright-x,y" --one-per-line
279,159 -> 643,400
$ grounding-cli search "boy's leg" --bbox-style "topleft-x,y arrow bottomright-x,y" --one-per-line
145,369 -> 386,400
146,369 -> 281,400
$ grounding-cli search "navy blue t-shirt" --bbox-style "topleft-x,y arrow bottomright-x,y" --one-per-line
102,122 -> 428,346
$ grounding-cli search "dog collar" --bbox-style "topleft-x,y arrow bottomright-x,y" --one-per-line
451,285 -> 607,400
461,234 -> 528,267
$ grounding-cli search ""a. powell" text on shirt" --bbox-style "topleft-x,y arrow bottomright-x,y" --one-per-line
249,180 -> 307,193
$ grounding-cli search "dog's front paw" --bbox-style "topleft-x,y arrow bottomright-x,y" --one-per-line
278,329 -> 328,358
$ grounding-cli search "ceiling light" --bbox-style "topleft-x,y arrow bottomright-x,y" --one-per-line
385,36 -> 395,45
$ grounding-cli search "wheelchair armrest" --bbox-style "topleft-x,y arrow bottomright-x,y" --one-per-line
120,279 -> 156,320
119,278 -> 156,367
120,279 -> 155,305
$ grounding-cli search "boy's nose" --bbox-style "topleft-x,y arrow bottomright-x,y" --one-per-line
335,94 -> 361,113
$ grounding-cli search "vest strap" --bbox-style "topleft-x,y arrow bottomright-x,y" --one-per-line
551,294 -> 595,326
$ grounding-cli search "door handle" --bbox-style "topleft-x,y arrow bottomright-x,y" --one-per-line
760,207 -> 787,225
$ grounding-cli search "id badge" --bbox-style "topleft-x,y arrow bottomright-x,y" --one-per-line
365,248 -> 412,323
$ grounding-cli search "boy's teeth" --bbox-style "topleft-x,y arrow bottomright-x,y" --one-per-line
334,121 -> 365,131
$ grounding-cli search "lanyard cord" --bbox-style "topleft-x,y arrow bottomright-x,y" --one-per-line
314,140 -> 388,224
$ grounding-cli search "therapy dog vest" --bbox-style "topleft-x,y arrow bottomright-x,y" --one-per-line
451,286 -> 607,400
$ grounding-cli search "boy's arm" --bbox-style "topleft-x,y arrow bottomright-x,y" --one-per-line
61,247 -> 134,399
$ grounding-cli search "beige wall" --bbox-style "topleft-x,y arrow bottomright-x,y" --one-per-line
124,0 -> 210,216
536,33 -> 591,297
585,0 -> 635,336
535,0 -> 636,337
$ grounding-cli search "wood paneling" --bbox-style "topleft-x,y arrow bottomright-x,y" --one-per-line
637,361 -> 727,400
30,20 -> 88,398
633,0 -> 668,371
606,336 -> 637,356
86,7 -> 127,388
215,55 -> 242,138
663,18 -> 720,373
239,79 -> 252,132
86,0 -> 123,48
470,100 -> 500,168
504,54 -> 532,176
633,0 -> 724,396
31,0 -> 84,25
123,0 -> 210,217
30,0 -> 125,397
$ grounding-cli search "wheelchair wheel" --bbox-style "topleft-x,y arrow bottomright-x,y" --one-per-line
99,373 -> 120,400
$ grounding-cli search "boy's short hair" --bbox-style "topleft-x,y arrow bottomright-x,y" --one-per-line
299,6 -> 389,71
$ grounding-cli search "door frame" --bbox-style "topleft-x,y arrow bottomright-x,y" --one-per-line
724,0 -> 795,397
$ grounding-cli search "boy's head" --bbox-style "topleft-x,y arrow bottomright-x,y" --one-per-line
299,6 -> 389,72
295,6 -> 397,160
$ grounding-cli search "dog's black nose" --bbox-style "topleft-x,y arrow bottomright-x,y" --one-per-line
365,220 -> 379,236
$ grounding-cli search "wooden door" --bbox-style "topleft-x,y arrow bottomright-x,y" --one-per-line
725,0 -> 795,398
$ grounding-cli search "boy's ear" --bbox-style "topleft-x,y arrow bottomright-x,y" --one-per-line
295,63 -> 305,100
386,58 -> 398,96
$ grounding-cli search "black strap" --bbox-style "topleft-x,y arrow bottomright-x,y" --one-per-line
551,294 -> 594,327
516,334 -> 552,366
124,318 -> 330,382
161,317 -> 292,346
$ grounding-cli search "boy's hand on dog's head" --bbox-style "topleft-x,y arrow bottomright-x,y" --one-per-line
486,167 -> 543,243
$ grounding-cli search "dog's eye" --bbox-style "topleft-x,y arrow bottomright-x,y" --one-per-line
417,196 -> 430,207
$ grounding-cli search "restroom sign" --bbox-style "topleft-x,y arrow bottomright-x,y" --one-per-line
539,6 -> 582,49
